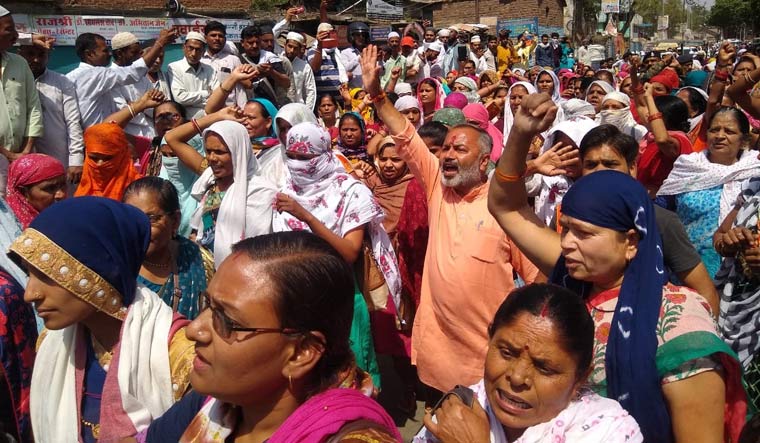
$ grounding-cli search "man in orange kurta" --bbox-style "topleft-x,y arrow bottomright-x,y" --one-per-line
391,120 -> 539,392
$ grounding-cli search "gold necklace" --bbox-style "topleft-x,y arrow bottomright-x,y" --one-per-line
81,417 -> 101,439
91,335 -> 113,370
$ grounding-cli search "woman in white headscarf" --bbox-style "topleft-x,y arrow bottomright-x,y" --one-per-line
192,121 -> 276,267
394,95 -> 423,129
166,111 -> 277,268
597,91 -> 648,142
452,76 -> 482,104
273,121 -> 404,387
561,98 -> 597,120
585,80 -> 615,114
502,81 -> 538,143
534,68 -> 564,104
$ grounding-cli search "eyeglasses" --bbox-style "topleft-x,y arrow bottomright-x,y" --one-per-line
155,113 -> 181,123
201,292 -> 304,340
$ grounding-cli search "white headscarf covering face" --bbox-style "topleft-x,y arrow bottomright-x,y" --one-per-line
274,122 -> 403,310
597,91 -> 648,142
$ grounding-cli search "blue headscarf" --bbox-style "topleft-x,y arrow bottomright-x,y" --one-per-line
10,197 -> 150,315
249,97 -> 279,141
550,170 -> 671,442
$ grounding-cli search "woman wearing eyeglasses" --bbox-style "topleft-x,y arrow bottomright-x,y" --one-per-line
123,177 -> 213,320
8,197 -> 195,443
104,90 -> 205,237
131,232 -> 401,442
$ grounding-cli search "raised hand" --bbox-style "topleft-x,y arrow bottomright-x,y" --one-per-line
512,92 -> 557,136
231,64 -> 258,82
136,89 -> 166,110
718,41 -> 736,67
214,106 -> 246,123
32,34 -> 55,50
157,28 -> 179,47
360,45 -> 384,98
532,141 -> 580,177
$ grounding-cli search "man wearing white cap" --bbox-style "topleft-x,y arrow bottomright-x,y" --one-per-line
0,6 -> 43,197
421,41 -> 444,79
67,29 -> 177,129
380,31 -> 406,89
109,32 -> 155,138
167,32 -> 218,119
284,32 -> 316,110
441,27 -> 462,75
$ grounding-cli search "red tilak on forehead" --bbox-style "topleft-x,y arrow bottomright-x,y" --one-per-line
540,302 -> 549,318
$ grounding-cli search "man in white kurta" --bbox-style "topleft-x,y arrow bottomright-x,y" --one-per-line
18,44 -> 84,183
283,32 -> 316,110
167,32 -> 218,120
109,32 -> 155,138
66,29 -> 176,128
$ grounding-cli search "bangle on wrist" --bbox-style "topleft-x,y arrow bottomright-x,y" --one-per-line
126,103 -> 136,118
220,84 -> 232,94
494,169 -> 525,183
191,118 -> 203,136
369,91 -> 387,103
647,112 -> 663,122
714,70 -> 729,81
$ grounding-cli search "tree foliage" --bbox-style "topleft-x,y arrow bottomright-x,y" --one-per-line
707,0 -> 759,37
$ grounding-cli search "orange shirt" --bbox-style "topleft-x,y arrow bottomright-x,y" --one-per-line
392,121 -> 539,391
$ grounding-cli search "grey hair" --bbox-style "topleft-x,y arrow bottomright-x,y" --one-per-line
450,124 -> 492,156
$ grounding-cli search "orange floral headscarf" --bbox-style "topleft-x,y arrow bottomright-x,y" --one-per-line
75,122 -> 141,200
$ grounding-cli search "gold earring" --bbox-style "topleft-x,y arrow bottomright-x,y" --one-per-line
288,374 -> 293,391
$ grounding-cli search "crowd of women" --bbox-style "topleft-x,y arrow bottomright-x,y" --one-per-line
2,35 -> 760,443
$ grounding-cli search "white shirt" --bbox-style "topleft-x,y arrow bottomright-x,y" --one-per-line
340,46 -> 363,88
147,70 -> 173,100
66,58 -> 149,128
110,65 -> 155,138
255,145 -> 287,190
241,50 -> 286,104
287,56 -> 317,110
35,69 -> 85,168
167,57 -> 218,119
202,48 -> 245,107
404,50 -> 421,82
421,59 -> 443,80
484,49 -> 497,71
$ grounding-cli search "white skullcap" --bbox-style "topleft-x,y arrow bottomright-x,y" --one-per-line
470,35 -> 481,43
388,31 -> 400,39
317,22 -> 334,33
111,32 -> 139,50
0,6 -> 9,17
427,41 -> 443,53
286,31 -> 305,45
437,29 -> 450,37
394,82 -> 413,95
185,31 -> 206,44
